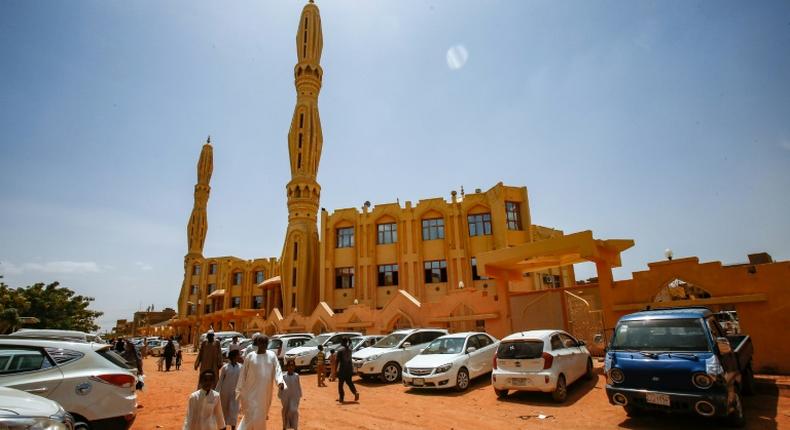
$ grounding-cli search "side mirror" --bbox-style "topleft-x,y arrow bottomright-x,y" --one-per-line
402,342 -> 411,349
466,347 -> 477,354
716,337 -> 732,354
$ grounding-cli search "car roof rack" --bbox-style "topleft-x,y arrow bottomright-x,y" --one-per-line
639,305 -> 712,312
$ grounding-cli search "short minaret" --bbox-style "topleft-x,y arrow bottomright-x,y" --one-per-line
280,1 -> 324,315
187,136 -> 213,258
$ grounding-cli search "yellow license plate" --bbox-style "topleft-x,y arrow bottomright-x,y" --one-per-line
646,392 -> 670,406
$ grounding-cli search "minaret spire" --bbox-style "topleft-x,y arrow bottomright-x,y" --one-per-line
281,1 -> 324,315
187,136 -> 213,257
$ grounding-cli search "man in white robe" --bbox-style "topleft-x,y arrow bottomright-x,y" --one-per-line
183,369 -> 225,430
236,334 -> 286,430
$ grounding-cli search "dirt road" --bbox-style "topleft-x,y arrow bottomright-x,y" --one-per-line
133,354 -> 788,429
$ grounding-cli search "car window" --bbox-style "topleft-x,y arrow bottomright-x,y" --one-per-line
269,339 -> 283,349
97,348 -> 134,370
550,335 -> 563,351
706,317 -> 724,338
497,341 -> 544,359
466,336 -> 481,350
559,334 -> 577,348
45,348 -> 84,365
289,339 -> 306,348
403,333 -> 420,346
0,348 -> 53,374
476,334 -> 492,348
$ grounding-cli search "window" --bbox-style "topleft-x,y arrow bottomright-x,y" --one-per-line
506,201 -> 522,230
207,284 -> 216,294
190,285 -> 199,295
252,296 -> 264,309
422,218 -> 445,240
335,267 -> 354,289
204,304 -> 213,314
209,263 -> 217,275
470,257 -> 489,281
337,227 -> 354,248
291,293 -> 296,308
187,304 -> 197,315
466,335 -> 481,350
292,268 -> 297,287
377,223 -> 397,244
293,242 -> 299,260
255,271 -> 265,284
378,264 -> 399,286
232,272 -> 243,285
550,335 -> 563,350
467,213 -> 492,237
231,297 -> 241,308
424,260 -> 448,283
0,348 -> 52,374
192,264 -> 201,276
476,334 -> 493,348
559,333 -> 577,348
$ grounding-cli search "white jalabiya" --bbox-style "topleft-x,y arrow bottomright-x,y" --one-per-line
236,350 -> 286,430
182,389 -> 225,430
217,362 -> 242,426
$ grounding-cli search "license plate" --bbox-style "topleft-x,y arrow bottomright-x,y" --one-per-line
412,378 -> 424,386
646,392 -> 671,406
510,378 -> 527,386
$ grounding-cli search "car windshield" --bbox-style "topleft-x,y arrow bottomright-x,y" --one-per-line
349,338 -> 364,348
268,339 -> 283,349
610,318 -> 710,352
303,335 -> 331,348
374,333 -> 408,348
422,337 -> 465,355
497,340 -> 544,359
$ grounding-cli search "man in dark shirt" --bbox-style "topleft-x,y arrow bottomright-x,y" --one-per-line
334,337 -> 359,403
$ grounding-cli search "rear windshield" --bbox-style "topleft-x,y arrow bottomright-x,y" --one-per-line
610,318 -> 710,352
497,341 -> 544,359
97,347 -> 134,370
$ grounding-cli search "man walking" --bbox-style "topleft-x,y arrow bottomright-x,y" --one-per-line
334,337 -> 359,403
194,330 -> 222,388
236,334 -> 285,430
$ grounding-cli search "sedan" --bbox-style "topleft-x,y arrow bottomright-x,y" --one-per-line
491,329 -> 593,402
403,332 -> 499,391
0,386 -> 74,429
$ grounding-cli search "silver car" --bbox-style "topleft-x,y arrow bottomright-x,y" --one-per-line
0,386 -> 74,429
0,337 -> 137,429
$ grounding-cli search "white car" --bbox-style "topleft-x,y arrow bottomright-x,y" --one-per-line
0,386 -> 75,429
403,332 -> 499,391
352,329 -> 448,383
491,329 -> 593,403
323,335 -> 385,367
283,332 -> 362,372
150,340 -> 179,357
0,337 -> 138,429
11,329 -> 103,344
266,336 -> 313,363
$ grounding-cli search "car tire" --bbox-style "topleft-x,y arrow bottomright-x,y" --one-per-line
495,389 -> 508,399
551,374 -> 567,403
381,362 -> 401,383
456,368 -> 470,392
741,363 -> 755,396
725,391 -> 746,428
585,358 -> 594,380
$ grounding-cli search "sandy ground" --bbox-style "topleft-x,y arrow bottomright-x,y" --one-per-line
133,354 -> 789,429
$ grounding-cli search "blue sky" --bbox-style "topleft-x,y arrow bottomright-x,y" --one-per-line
1,0 -> 789,331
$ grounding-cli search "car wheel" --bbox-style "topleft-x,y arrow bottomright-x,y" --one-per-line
309,357 -> 318,373
381,362 -> 401,383
741,363 -> 755,396
726,391 -> 746,428
495,389 -> 508,399
456,368 -> 470,392
585,358 -> 594,380
551,374 -> 567,403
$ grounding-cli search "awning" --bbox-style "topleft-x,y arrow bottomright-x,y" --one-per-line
207,289 -> 226,298
256,276 -> 281,289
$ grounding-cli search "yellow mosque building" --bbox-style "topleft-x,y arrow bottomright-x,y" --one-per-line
171,1 -> 579,344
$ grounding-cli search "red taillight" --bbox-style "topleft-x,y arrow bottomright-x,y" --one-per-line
95,374 -> 135,388
493,355 -> 498,370
542,352 -> 553,369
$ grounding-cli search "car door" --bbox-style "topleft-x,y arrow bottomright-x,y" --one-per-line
474,334 -> 496,375
550,334 -> 571,378
401,333 -> 423,363
464,336 -> 482,377
0,346 -> 64,398
559,333 -> 584,382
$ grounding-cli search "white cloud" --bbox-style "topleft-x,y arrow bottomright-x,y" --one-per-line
135,262 -> 154,271
1,261 -> 103,275
446,44 -> 469,70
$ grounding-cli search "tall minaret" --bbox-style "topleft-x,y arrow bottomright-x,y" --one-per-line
280,1 -> 324,316
187,136 -> 213,258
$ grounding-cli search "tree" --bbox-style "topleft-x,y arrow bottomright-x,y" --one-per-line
0,282 -> 103,334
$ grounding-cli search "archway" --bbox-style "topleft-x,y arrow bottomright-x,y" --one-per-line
311,319 -> 329,335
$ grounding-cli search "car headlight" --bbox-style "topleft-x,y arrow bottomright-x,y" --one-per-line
365,354 -> 381,362
297,351 -> 311,357
435,363 -> 453,374
1,417 -> 68,430
692,372 -> 714,389
609,368 -> 625,384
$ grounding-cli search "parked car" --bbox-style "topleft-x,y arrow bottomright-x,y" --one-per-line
352,328 -> 448,383
605,307 -> 753,427
199,331 -> 243,344
149,340 -> 179,357
0,386 -> 75,429
403,332 -> 499,391
323,335 -> 385,368
0,337 -> 138,429
224,338 -> 253,359
284,332 -> 362,372
272,333 -> 315,340
267,336 -> 313,363
491,329 -> 593,402
10,329 -> 103,344
714,311 -> 740,335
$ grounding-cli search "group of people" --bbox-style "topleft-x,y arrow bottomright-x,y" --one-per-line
112,336 -> 182,377
184,331 -> 359,430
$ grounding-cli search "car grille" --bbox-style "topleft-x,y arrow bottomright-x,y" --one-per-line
408,368 -> 433,376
